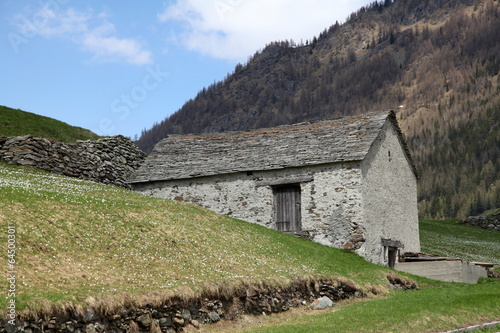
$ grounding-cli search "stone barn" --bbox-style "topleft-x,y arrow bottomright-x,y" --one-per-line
128,110 -> 420,265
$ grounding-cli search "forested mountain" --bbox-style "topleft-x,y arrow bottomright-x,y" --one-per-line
137,0 -> 500,219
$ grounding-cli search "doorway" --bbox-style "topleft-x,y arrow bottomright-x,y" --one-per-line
387,247 -> 398,269
273,185 -> 301,232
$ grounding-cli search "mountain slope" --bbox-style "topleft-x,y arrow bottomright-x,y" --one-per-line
0,105 -> 99,142
137,0 -> 500,219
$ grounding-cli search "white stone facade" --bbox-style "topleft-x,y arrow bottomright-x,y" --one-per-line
134,162 -> 366,247
360,120 -> 420,264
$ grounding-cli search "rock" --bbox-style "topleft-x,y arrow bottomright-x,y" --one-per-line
136,314 -> 152,327
191,319 -> 200,329
64,323 -> 75,332
180,308 -> 192,322
172,317 -> 184,326
159,317 -> 173,327
85,324 -> 96,333
207,311 -> 221,323
349,234 -> 365,243
4,320 -> 17,333
310,296 -> 334,310
85,309 -> 100,322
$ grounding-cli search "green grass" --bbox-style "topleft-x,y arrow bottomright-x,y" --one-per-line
224,220 -> 500,332
483,208 -> 500,217
0,162 -> 390,313
1,162 -> 499,332
233,280 -> 500,333
0,105 -> 99,142
419,219 -> 500,264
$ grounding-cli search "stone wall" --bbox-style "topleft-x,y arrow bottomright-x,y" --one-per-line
2,277 -> 383,333
131,162 -> 368,257
0,135 -> 145,188
462,214 -> 500,232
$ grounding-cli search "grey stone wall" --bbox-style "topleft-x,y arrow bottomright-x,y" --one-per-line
132,162 -> 368,257
463,214 -> 500,232
0,135 -> 145,188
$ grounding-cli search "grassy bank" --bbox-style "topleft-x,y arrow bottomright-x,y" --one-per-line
207,218 -> 500,332
0,105 -> 99,142
219,280 -> 500,333
0,162 -> 390,314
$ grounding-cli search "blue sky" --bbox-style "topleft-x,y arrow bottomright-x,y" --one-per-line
0,0 -> 369,139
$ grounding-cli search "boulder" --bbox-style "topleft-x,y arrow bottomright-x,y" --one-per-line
310,296 -> 334,310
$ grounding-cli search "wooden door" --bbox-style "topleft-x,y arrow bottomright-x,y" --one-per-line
274,185 -> 301,232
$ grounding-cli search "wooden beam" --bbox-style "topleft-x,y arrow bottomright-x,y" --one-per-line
256,176 -> 313,187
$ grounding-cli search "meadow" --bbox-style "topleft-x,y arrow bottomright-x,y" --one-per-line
0,162 -> 389,314
0,162 -> 499,332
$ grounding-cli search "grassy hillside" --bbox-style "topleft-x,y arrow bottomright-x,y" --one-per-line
0,105 -> 99,142
0,162 -> 389,313
1,162 -> 499,332
420,219 -> 500,264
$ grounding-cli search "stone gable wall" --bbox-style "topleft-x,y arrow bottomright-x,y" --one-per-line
0,135 -> 145,188
360,120 -> 420,265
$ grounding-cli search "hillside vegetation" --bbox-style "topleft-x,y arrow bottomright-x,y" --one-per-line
0,105 -> 99,142
136,0 -> 500,219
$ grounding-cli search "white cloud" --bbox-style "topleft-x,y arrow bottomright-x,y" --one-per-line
15,5 -> 152,65
16,6 -> 89,38
83,27 -> 153,65
158,0 -> 369,61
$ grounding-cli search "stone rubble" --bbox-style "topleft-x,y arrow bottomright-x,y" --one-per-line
0,135 -> 145,189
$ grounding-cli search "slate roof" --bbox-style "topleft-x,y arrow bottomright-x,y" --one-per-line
128,110 -> 417,183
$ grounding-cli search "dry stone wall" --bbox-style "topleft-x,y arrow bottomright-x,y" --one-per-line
463,213 -> 500,232
3,278 -> 367,333
0,135 -> 145,188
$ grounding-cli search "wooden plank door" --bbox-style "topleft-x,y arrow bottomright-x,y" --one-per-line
274,185 -> 301,232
